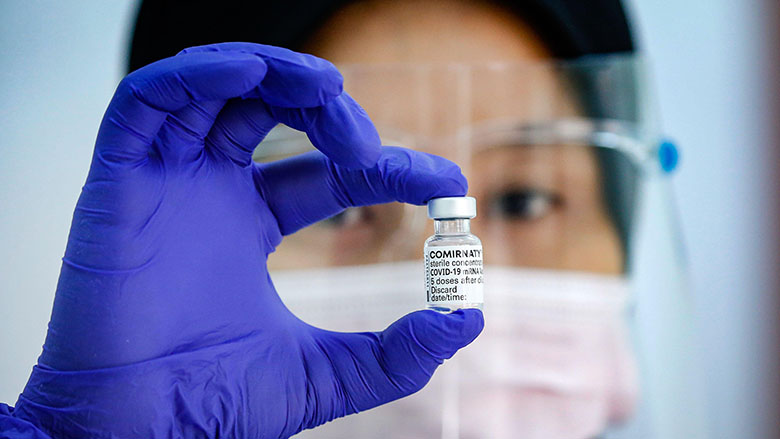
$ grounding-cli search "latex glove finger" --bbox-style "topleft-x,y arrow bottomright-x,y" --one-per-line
178,42 -> 343,108
0,404 -> 51,439
96,51 -> 268,167
255,147 -> 468,236
182,43 -> 381,169
155,100 -> 226,163
204,92 -> 380,169
300,309 -> 484,431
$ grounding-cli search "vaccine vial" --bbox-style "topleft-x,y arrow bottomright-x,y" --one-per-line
424,196 -> 483,312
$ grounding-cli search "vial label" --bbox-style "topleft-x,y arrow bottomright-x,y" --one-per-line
425,244 -> 483,310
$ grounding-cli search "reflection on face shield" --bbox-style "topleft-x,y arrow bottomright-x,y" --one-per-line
273,262 -> 637,439
257,55 -> 692,438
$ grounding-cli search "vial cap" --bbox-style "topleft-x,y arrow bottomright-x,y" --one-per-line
427,196 -> 477,219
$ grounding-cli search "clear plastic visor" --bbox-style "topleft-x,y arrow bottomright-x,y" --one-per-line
258,55 -> 703,439
254,54 -> 661,276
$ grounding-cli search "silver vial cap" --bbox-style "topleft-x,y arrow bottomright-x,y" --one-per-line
427,196 -> 477,219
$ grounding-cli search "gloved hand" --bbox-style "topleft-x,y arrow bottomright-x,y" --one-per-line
0,43 -> 483,439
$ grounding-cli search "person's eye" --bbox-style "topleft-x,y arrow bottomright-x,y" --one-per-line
489,188 -> 562,221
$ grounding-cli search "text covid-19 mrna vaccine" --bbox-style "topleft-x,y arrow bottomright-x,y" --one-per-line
424,196 -> 483,312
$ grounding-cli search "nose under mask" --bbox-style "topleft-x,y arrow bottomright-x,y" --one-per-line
272,261 -> 638,439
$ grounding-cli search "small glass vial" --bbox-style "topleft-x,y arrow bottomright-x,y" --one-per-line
424,196 -> 483,312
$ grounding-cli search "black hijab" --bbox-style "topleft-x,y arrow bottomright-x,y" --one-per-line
128,0 -> 634,72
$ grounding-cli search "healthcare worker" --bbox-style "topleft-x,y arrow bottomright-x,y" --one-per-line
1,0 -> 705,438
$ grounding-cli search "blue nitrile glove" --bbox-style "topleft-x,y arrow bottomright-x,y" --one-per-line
0,43 -> 483,438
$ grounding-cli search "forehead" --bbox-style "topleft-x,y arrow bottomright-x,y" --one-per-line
303,0 -> 579,151
303,0 -> 550,64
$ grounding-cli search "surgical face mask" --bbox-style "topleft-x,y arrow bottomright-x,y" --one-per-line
273,261 -> 638,439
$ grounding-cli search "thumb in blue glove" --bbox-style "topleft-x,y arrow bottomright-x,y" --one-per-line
0,42 -> 483,439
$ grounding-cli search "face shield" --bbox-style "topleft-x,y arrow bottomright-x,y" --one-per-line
254,54 -> 702,439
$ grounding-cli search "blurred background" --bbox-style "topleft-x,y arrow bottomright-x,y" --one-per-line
0,1 -> 777,438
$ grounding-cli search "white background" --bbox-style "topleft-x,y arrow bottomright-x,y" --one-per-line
0,1 -> 777,438
625,1 -> 779,437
